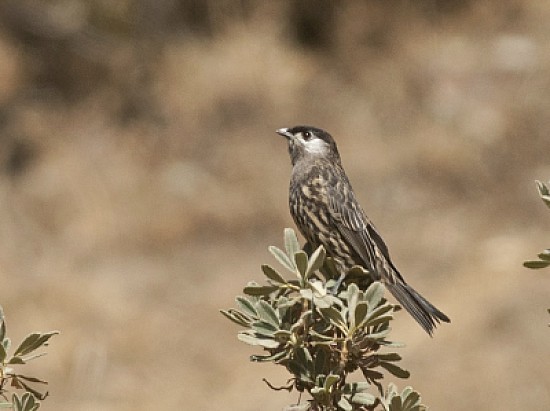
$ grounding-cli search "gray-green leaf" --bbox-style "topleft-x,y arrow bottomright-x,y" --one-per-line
237,332 -> 279,348
365,281 -> 385,309
269,246 -> 296,272
235,296 -> 257,317
305,246 -> 326,279
284,228 -> 300,259
523,260 -> 550,269
243,284 -> 279,296
261,264 -> 287,284
294,251 -> 308,277
0,341 -> 6,363
350,392 -> 376,405
220,309 -> 251,327
13,331 -> 58,357
256,300 -> 279,327
379,361 -> 410,379
337,396 -> 353,411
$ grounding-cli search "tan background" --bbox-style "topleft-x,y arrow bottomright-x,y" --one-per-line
0,1 -> 549,410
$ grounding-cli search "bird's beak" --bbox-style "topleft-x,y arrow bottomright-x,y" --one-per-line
276,128 -> 294,140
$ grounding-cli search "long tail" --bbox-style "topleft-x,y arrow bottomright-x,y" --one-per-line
385,278 -> 450,336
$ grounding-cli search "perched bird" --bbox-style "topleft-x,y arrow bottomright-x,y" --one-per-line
276,125 -> 450,336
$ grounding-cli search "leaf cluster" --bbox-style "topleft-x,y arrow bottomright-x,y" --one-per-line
222,229 -> 422,410
380,384 -> 426,411
0,307 -> 58,409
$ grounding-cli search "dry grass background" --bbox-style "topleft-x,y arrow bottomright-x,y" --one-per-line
0,1 -> 549,410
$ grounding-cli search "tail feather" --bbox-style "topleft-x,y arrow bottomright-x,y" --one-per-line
385,280 -> 450,336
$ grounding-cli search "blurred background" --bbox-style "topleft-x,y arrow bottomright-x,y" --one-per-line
0,0 -> 549,409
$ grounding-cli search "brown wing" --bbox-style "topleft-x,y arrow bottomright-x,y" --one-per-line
326,177 -> 407,285
326,176 -> 450,335
326,179 -> 378,272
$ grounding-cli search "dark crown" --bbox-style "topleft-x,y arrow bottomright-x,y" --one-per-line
287,126 -> 336,146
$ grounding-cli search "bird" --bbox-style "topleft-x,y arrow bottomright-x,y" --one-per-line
276,125 -> 450,336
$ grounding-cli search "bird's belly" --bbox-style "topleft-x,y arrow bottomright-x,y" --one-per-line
290,191 -> 358,271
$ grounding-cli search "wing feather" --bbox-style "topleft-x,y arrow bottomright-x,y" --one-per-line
326,181 -> 378,272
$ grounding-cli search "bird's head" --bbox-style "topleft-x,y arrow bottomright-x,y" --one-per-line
276,126 -> 340,165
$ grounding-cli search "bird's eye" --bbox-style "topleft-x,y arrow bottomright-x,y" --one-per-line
303,131 -> 312,140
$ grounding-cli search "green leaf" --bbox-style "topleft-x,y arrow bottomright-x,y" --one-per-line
309,280 -> 327,298
252,321 -> 279,337
350,392 -> 376,405
256,300 -> 279,327
237,332 -> 279,348
294,251 -> 308,277
8,356 -> 26,365
299,289 -> 313,301
363,328 -> 390,340
523,260 -> 550,269
0,341 -> 6,363
319,307 -> 348,333
536,180 -> 549,196
251,350 -> 287,363
383,340 -> 406,348
537,250 -> 550,261
243,284 -> 279,296
379,361 -> 410,379
13,332 -> 58,357
377,353 -> 401,362
269,246 -> 295,272
14,375 -> 47,384
13,391 -> 43,408
287,361 -> 310,382
347,285 -> 359,327
235,296 -> 257,317
354,302 -> 368,330
310,386 -> 326,401
390,395 -> 403,411
220,309 -> 251,327
295,346 -> 313,368
365,282 -> 385,309
324,374 -> 339,391
401,386 -> 413,399
33,331 -> 58,349
314,347 -> 328,375
536,181 -> 550,208
261,264 -> 286,284
284,228 -> 300,259
278,296 -> 301,317
0,306 -> 5,342
305,246 -> 326,279
346,382 -> 371,393
12,395 -> 22,411
337,396 -> 353,411
364,305 -> 393,326
366,315 -> 394,328
402,391 -> 421,409
288,350 -> 314,383
310,330 -> 335,342
14,333 -> 41,357
346,266 -> 369,281
15,381 -> 44,411
345,283 -> 360,302
322,257 -> 340,280
313,294 -> 337,309
273,330 -> 292,343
